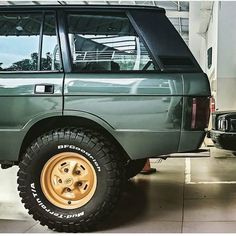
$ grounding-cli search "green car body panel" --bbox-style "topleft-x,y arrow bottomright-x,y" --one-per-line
0,72 -> 63,162
0,5 -> 211,163
0,72 -> 209,162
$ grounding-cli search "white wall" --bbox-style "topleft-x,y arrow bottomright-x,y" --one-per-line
189,1 -> 236,111
189,2 -> 202,67
217,2 -> 236,110
189,1 -> 218,83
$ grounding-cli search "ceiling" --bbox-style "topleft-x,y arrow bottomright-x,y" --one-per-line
0,1 -> 189,44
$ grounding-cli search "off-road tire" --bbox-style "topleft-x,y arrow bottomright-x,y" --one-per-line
17,128 -> 124,232
126,158 -> 147,179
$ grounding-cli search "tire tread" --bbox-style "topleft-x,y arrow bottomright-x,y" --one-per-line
17,127 -> 124,232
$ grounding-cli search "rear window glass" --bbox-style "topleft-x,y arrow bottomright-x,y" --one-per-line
67,13 -> 159,72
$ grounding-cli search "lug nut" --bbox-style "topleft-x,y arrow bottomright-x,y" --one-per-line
64,168 -> 69,173
58,179 -> 62,183
67,188 -> 71,192
76,170 -> 81,175
68,201 -> 71,205
77,182 -> 83,187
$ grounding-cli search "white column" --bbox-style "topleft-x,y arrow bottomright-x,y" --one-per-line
217,2 -> 236,110
189,1 -> 203,68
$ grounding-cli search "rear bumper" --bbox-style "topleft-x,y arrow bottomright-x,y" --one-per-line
210,130 -> 236,151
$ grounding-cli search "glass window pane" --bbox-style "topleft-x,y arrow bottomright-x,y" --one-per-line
41,14 -> 61,71
0,13 -> 42,71
67,13 -> 158,72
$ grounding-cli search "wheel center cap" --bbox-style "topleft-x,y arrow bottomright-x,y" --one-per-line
64,178 -> 73,186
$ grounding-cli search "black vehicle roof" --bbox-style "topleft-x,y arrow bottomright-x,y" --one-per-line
0,4 -> 166,13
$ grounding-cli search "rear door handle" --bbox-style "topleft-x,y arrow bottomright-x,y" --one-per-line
35,84 -> 54,94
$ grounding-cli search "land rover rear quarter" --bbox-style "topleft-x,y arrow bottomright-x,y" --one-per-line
0,5 -> 210,232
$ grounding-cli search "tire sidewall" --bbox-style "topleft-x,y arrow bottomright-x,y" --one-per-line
25,138 -> 108,222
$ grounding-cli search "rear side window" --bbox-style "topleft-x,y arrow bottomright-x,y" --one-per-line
67,13 -> 158,72
0,12 -> 61,72
0,13 -> 42,71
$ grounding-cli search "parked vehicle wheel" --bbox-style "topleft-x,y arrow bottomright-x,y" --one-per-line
126,158 -> 147,179
17,128 -> 124,232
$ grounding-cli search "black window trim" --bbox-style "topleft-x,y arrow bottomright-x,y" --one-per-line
126,10 -> 162,72
57,9 -> 72,73
38,11 -> 45,71
129,9 -> 202,73
0,9 -> 63,74
55,10 -> 65,73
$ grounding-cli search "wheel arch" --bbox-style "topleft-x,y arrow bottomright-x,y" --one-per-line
19,115 -> 130,163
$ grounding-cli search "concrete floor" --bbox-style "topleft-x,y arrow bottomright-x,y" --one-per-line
1,146 -> 236,233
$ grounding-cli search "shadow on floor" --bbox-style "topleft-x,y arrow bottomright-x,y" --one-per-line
98,178 -> 150,231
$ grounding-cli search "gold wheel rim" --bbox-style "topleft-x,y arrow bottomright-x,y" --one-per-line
40,152 -> 97,209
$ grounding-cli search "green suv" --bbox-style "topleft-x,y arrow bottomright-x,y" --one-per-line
0,4 -> 210,232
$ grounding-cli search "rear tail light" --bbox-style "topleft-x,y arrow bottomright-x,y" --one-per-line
210,97 -> 215,113
191,98 -> 197,129
191,97 -> 210,130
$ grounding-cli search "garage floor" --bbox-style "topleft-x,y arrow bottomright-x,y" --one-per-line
1,146 -> 236,233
